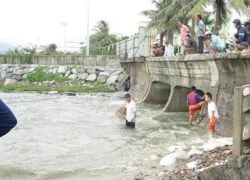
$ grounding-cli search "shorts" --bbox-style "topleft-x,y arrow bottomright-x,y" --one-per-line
126,119 -> 135,128
208,116 -> 218,132
189,103 -> 202,115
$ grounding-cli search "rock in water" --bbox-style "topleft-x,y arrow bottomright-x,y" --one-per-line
115,81 -> 128,92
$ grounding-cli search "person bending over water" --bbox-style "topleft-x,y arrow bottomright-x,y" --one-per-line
0,99 -> 17,137
187,86 -> 204,126
125,93 -> 136,128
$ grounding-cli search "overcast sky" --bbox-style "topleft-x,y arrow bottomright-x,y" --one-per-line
0,0 -> 244,51
0,0 -> 152,49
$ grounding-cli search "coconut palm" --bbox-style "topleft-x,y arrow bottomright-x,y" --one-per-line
90,20 -> 117,47
156,0 -> 250,34
141,0 -> 177,44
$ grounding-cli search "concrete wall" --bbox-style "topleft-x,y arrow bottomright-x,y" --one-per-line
1,55 -> 121,68
123,52 -> 250,136
233,87 -> 250,157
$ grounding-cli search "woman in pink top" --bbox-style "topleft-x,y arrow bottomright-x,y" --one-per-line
178,21 -> 190,54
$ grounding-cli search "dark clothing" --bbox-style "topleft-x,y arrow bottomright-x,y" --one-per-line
0,100 -> 17,137
235,26 -> 248,44
197,36 -> 204,54
126,119 -> 135,128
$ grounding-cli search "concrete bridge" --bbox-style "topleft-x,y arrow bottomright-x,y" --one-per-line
122,52 -> 250,136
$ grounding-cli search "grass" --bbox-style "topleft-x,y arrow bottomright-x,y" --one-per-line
26,67 -> 68,82
0,82 -> 110,93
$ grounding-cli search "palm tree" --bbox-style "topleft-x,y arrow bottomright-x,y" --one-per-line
90,20 -> 117,47
156,0 -> 250,34
141,0 -> 176,44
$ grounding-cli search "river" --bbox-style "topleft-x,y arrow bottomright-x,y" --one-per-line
0,92 -> 211,180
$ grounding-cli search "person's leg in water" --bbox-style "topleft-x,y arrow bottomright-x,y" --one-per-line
0,100 -> 17,137
189,101 -> 204,126
125,119 -> 135,128
208,116 -> 217,137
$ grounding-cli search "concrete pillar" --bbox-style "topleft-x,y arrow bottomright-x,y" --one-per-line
233,87 -> 243,157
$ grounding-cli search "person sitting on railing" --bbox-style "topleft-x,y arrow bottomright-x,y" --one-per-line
163,40 -> 174,56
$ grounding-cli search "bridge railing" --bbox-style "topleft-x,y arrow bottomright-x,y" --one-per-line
116,35 -> 140,60
233,86 -> 250,157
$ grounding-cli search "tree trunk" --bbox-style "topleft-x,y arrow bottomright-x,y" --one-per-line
159,32 -> 165,45
191,18 -> 196,37
167,30 -> 174,44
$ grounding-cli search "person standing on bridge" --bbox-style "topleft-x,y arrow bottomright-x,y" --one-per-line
178,20 -> 190,54
0,99 -> 17,137
205,92 -> 219,137
125,93 -> 136,128
196,15 -> 206,54
187,86 -> 204,126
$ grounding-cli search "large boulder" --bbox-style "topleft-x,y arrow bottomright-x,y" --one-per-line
71,68 -> 77,74
65,70 -> 71,77
111,69 -> 124,76
58,67 -> 66,74
13,69 -> 24,75
1,70 -> 7,78
86,74 -> 97,82
115,81 -> 129,91
117,73 -> 129,82
77,68 -> 87,73
78,73 -> 89,80
97,76 -> 107,84
99,71 -> 110,77
87,69 -> 96,74
7,68 -> 14,73
68,74 -> 77,79
4,79 -> 17,86
106,75 -> 118,90
53,68 -> 58,74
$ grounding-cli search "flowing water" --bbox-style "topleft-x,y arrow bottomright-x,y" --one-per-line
0,92 -> 211,180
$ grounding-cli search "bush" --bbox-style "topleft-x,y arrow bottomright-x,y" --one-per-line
26,67 -> 68,82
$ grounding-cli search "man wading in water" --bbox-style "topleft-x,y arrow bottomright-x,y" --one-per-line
187,86 -> 204,126
125,93 -> 136,128
0,99 -> 17,137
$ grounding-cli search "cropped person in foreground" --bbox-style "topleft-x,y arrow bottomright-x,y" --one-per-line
0,99 -> 17,137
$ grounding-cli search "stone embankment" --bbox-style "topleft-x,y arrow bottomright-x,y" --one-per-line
0,64 -> 130,91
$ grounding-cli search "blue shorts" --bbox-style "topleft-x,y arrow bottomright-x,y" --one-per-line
0,100 -> 17,137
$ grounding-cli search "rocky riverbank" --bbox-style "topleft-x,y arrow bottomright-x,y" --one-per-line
0,64 -> 130,92
134,137 -> 234,180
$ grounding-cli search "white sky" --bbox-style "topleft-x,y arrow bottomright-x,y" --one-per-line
0,0 -> 152,49
0,0 -> 245,50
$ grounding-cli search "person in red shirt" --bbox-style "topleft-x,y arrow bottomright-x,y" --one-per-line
187,86 -> 204,126
178,21 -> 190,54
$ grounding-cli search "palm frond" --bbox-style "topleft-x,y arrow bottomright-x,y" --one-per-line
229,0 -> 250,15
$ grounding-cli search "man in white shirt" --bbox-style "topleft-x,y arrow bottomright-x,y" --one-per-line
125,93 -> 136,128
205,92 -> 219,137
164,40 -> 174,56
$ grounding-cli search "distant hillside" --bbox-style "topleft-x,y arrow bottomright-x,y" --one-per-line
0,42 -> 15,54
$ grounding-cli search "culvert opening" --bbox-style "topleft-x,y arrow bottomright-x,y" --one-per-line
144,81 -> 171,104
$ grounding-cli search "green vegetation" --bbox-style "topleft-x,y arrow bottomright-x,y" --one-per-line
0,82 -> 110,93
26,67 -> 68,82
141,0 -> 250,44
81,20 -> 129,55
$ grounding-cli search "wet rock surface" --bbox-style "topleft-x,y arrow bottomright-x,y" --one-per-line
134,146 -> 233,180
